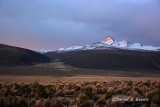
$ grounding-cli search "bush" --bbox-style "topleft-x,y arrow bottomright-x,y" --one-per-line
75,86 -> 81,91
105,90 -> 116,100
80,87 -> 94,102
47,85 -> 56,94
143,81 -> 151,87
32,83 -> 48,98
36,86 -> 48,98
43,99 -> 51,107
82,100 -> 93,106
20,84 -> 31,94
135,87 -> 143,95
147,90 -> 160,103
92,81 -> 98,85
96,97 -> 106,105
83,87 -> 94,100
58,85 -> 64,89
14,83 -> 20,89
127,81 -> 133,86
80,94 -> 90,101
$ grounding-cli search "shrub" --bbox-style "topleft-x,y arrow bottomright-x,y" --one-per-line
80,87 -> 94,103
105,90 -> 116,100
43,99 -> 50,107
35,100 -> 43,107
80,94 -> 90,101
135,87 -> 143,95
32,82 -> 40,89
151,94 -> 160,104
82,82 -> 90,87
36,86 -> 48,98
82,100 -> 93,106
147,90 -> 160,103
94,95 -> 100,102
116,90 -> 122,94
32,83 -> 48,98
143,81 -> 151,87
136,81 -> 142,86
14,83 -> 20,89
58,85 -> 64,90
73,92 -> 78,101
54,90 -> 64,97
63,99 -> 70,106
47,86 -> 56,94
92,81 -> 98,85
127,81 -> 133,86
96,97 -> 106,105
103,82 -> 106,84
63,90 -> 73,96
75,86 -> 81,91
50,99 -> 62,107
20,84 -> 31,94
95,88 -> 106,94
83,87 -> 94,100
16,99 -> 28,107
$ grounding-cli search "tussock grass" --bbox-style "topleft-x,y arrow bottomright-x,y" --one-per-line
0,80 -> 159,106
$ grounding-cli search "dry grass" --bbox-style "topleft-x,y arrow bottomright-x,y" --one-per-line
0,80 -> 160,107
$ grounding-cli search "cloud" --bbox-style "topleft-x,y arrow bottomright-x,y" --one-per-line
0,0 -> 160,49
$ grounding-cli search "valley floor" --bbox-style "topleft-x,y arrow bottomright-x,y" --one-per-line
0,62 -> 160,78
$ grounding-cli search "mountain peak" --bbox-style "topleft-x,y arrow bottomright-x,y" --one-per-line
56,35 -> 160,52
101,36 -> 114,45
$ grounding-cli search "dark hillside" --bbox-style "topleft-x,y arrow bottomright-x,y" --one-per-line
46,48 -> 160,70
0,44 -> 50,67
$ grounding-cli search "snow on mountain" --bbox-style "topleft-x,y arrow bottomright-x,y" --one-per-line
57,36 -> 160,52
57,46 -> 83,52
33,50 -> 53,54
112,40 -> 128,47
84,42 -> 110,50
101,36 -> 114,45
129,43 -> 160,51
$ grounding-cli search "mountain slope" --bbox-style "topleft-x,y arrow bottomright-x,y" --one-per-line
0,44 -> 50,67
46,48 -> 160,70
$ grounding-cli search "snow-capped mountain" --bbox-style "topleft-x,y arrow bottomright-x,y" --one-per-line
129,43 -> 160,51
57,42 -> 110,52
33,50 -> 52,54
57,46 -> 83,52
57,36 -> 160,52
101,36 -> 114,45
112,40 -> 128,47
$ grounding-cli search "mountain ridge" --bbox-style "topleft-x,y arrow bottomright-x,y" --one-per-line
45,36 -> 160,70
56,36 -> 160,52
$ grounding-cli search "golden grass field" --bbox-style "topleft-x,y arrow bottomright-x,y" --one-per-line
0,62 -> 160,107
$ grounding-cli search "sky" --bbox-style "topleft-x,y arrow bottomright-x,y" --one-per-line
0,0 -> 160,50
